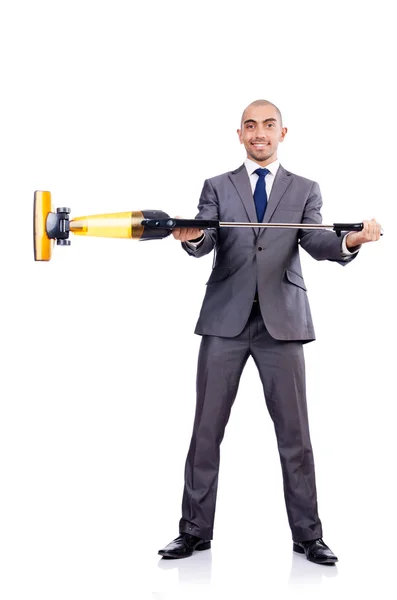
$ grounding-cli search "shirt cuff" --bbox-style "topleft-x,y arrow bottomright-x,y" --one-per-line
341,233 -> 361,259
185,232 -> 205,248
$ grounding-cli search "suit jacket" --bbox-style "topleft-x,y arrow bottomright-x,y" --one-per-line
182,164 -> 357,342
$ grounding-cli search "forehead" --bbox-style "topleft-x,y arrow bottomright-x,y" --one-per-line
242,104 -> 280,124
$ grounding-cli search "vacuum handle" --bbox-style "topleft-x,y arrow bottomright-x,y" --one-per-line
333,222 -> 363,233
333,222 -> 383,237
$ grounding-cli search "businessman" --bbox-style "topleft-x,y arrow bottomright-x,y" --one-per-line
158,99 -> 381,564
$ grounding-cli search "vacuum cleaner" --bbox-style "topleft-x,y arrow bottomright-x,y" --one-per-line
33,190 -> 380,261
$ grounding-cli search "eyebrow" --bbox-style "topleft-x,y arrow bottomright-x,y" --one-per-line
243,118 -> 277,125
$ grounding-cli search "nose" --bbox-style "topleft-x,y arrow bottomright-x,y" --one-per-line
254,124 -> 269,138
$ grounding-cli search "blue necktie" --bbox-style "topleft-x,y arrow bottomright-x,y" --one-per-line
253,168 -> 269,222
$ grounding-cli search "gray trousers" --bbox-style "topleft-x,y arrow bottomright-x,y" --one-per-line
179,302 -> 323,542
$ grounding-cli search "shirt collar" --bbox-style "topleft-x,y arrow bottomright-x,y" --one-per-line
244,157 -> 280,177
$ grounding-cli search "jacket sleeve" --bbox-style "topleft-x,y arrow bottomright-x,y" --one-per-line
182,178 -> 219,258
298,181 -> 359,266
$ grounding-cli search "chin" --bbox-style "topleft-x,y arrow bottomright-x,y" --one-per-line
250,152 -> 272,163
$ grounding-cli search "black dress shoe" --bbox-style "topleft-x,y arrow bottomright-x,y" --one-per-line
158,533 -> 211,559
293,538 -> 338,564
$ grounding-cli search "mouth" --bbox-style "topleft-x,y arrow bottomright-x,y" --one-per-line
251,142 -> 270,150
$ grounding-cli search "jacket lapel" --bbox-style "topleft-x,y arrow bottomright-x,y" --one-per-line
228,165 -> 259,235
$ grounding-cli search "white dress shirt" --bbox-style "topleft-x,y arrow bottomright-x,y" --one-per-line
187,159 -> 358,257
245,157 -> 280,197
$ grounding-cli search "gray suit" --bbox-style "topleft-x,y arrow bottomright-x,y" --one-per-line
178,164 -> 356,542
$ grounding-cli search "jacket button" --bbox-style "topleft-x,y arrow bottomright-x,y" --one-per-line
258,246 -> 263,251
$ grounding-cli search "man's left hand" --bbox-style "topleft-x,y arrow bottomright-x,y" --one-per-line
346,218 -> 382,248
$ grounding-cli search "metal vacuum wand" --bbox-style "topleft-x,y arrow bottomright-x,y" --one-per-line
33,190 -> 383,261
143,217 -> 366,234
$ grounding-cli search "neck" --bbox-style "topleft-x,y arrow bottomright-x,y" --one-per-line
247,154 -> 278,167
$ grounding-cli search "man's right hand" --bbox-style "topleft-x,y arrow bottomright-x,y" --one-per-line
171,216 -> 203,242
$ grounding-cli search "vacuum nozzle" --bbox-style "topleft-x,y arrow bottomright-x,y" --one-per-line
33,191 -> 71,261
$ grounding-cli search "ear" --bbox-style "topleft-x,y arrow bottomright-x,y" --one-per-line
237,128 -> 243,143
279,127 -> 288,142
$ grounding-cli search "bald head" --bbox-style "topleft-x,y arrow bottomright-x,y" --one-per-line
241,99 -> 283,128
237,100 -> 287,166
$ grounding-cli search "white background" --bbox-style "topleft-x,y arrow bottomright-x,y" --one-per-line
0,1 -> 396,598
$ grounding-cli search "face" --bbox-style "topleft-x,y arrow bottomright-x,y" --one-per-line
237,104 -> 287,166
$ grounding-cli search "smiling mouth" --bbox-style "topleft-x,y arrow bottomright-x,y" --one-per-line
251,142 -> 270,149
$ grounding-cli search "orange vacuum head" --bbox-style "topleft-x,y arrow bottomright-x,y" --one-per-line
34,191 -> 53,261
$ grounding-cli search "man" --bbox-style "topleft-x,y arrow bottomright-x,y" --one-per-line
158,100 -> 381,565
